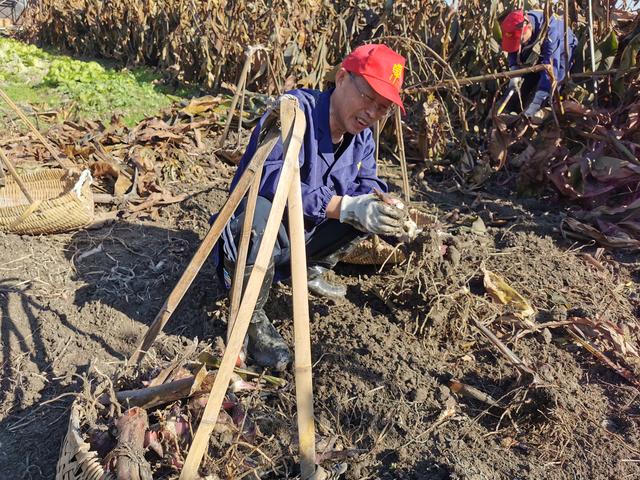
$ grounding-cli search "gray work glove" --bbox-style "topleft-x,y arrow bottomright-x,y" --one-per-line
508,76 -> 523,90
339,193 -> 404,235
524,90 -> 550,118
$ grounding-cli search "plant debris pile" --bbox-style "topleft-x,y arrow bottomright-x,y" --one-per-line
73,339 -> 350,479
372,219 -> 640,381
1,93 -> 273,219
62,222 -> 640,479
487,10 -> 640,249
321,223 -> 640,477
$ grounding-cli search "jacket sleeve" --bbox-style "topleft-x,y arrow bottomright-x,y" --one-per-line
237,111 -> 334,226
535,25 -> 560,93
350,136 -> 388,196
507,52 -> 519,70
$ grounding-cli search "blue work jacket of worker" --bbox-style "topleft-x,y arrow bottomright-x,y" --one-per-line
215,88 -> 387,275
508,10 -> 577,94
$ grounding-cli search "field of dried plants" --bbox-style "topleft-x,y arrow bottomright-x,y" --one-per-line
1,1 -> 639,479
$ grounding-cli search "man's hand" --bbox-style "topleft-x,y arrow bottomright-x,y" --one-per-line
508,76 -> 523,90
339,193 -> 404,235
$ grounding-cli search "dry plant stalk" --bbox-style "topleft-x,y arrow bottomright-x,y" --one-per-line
472,317 -> 542,384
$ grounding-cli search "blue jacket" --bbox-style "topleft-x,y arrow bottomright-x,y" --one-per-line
216,88 -> 387,272
228,88 -> 386,226
508,10 -> 577,94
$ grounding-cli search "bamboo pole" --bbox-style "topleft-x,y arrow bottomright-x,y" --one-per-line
0,87 -> 74,169
227,156 -> 264,344
404,64 -> 552,94
287,145 -> 316,479
571,67 -> 640,79
236,79 -> 248,150
218,49 -> 252,147
373,120 -> 380,165
228,112 -> 279,344
587,0 -> 598,103
218,46 -> 266,147
179,97 -> 306,480
129,130 -> 279,364
0,149 -> 35,203
393,108 -> 411,204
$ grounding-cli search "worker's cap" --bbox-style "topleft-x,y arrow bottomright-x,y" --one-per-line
342,44 -> 406,114
501,10 -> 526,53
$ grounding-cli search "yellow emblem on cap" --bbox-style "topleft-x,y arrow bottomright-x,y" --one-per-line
389,63 -> 403,85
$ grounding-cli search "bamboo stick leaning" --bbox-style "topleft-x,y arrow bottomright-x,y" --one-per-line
218,46 -> 266,147
0,149 -> 35,203
287,133 -> 317,479
179,96 -> 308,479
227,165 -> 263,345
394,107 -> 411,204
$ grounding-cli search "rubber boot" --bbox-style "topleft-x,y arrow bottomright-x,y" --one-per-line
307,265 -> 347,299
227,259 -> 291,371
306,243 -> 359,299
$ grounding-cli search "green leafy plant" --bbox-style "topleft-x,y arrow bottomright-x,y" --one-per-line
0,37 -> 184,125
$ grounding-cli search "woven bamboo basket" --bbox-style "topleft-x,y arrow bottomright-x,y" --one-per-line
340,236 -> 406,265
408,207 -> 436,228
0,168 -> 94,235
340,208 -> 435,265
56,402 -> 113,480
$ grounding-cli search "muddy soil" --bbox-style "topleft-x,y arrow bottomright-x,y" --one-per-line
1,151 -> 639,479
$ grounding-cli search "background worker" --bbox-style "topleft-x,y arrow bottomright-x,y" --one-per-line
216,44 -> 413,371
500,9 -> 577,117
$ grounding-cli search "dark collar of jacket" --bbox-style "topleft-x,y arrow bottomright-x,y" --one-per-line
522,10 -> 545,54
314,88 -> 359,170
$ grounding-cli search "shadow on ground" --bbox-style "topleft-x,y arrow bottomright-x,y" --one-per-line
0,220 -> 226,478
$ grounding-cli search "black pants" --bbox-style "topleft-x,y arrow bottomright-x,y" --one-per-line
220,196 -> 363,285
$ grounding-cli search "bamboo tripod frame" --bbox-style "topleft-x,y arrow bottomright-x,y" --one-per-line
128,116 -> 280,364
130,97 -> 319,479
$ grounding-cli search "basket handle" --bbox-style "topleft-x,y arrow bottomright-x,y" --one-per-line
0,148 -> 35,204
0,87 -> 76,170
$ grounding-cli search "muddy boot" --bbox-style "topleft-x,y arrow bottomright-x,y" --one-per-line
228,260 -> 291,371
307,265 -> 346,299
306,242 -> 360,299
247,309 -> 291,372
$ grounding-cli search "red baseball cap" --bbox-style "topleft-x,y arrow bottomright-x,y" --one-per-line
342,44 -> 406,114
501,10 -> 526,53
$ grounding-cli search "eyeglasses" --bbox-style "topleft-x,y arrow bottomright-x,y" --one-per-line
348,72 -> 394,117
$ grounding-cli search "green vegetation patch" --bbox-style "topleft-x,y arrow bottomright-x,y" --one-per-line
0,37 -> 183,125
